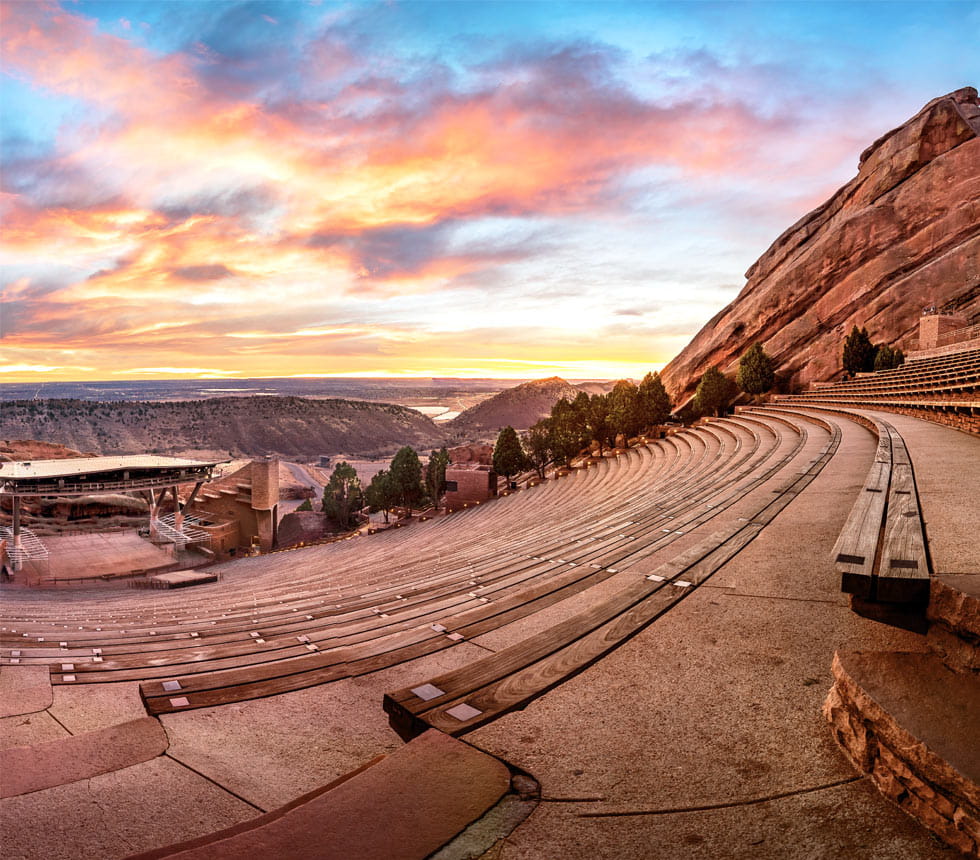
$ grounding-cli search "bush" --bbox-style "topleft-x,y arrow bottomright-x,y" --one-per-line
873,344 -> 905,371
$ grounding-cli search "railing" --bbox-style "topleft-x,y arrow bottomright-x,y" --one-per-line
0,526 -> 49,561
911,322 -> 980,352
0,467 -> 215,497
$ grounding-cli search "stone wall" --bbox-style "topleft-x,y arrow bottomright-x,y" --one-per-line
927,577 -> 980,674
825,652 -> 980,856
445,466 -> 497,509
918,313 -> 971,350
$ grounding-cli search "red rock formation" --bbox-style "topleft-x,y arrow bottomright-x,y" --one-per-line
448,443 -> 494,465
661,87 -> 980,403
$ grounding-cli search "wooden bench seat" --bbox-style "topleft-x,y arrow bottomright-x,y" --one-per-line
779,405 -> 931,606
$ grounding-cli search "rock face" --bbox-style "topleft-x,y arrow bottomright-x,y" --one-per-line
661,87 -> 980,403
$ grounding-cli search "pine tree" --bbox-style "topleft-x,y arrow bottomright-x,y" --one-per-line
587,393 -> 614,454
842,326 -> 876,374
547,399 -> 583,466
873,344 -> 906,371
608,379 -> 641,440
365,469 -> 396,524
322,461 -> 361,530
694,366 -> 737,417
493,425 -> 528,485
637,371 -> 672,428
389,447 -> 424,516
736,342 -> 775,395
524,420 -> 552,479
425,447 -> 450,510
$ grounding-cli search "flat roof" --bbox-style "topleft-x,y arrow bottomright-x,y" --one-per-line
0,455 -> 222,481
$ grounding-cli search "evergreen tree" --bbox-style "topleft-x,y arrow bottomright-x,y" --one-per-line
587,393 -> 614,454
608,379 -> 642,440
493,425 -> 528,485
873,344 -> 906,371
296,498 -> 313,512
389,446 -> 424,516
547,399 -> 583,466
736,342 -> 775,395
322,461 -> 361,530
842,326 -> 876,374
694,366 -> 737,417
425,447 -> 450,510
524,420 -> 552,479
365,469 -> 397,524
637,371 -> 672,429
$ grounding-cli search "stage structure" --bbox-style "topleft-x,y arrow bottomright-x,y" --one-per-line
0,455 -> 224,569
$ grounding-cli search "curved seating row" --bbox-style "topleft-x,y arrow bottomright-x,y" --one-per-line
1,413 -> 821,719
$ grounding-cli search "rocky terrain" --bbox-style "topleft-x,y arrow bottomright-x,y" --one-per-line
661,87 -> 980,403
0,397 -> 447,459
0,440 -> 92,461
447,377 -> 587,439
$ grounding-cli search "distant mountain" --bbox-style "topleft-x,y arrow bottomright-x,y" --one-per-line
0,397 -> 446,459
448,377 -> 587,439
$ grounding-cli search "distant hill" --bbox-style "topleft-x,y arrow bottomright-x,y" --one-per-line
448,377 -> 591,439
661,87 -> 980,404
0,397 -> 446,459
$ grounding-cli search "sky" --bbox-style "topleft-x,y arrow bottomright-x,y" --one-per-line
1,1 -> 977,383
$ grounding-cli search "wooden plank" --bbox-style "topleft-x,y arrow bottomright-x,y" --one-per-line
384,524 -> 758,738
834,460 -> 890,597
143,663 -> 349,714
878,462 -> 930,603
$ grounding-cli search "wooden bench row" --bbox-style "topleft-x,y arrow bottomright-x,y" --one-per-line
134,419 -> 788,711
382,412 -> 841,739
777,405 -> 931,605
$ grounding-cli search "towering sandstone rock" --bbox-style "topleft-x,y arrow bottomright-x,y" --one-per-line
661,87 -> 980,403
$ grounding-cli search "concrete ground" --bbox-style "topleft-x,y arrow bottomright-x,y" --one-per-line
1,410 -> 975,859
460,411 -> 966,858
31,532 -> 175,583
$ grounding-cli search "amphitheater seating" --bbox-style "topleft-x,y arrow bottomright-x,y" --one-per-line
383,411 -> 841,739
2,411 -> 830,720
776,347 -> 980,435
823,410 -> 930,604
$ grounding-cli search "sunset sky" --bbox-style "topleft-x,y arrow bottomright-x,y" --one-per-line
1,1 -> 977,382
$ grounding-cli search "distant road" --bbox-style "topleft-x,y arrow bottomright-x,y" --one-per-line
279,462 -> 325,520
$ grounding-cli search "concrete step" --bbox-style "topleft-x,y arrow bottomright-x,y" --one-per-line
127,729 -> 511,860
1,716 -> 168,797
0,664 -> 53,717
825,649 -> 980,856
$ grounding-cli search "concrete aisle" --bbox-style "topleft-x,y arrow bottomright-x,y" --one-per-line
465,413 -> 950,858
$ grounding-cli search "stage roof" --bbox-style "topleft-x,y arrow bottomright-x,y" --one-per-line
0,455 -> 225,496
0,455 -> 220,480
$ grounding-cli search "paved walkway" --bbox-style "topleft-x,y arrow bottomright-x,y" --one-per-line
461,411 -> 967,858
